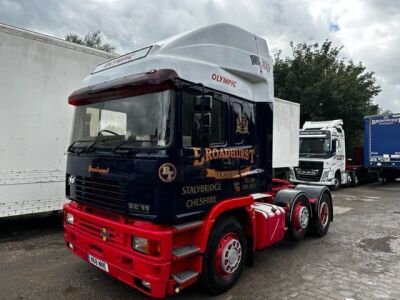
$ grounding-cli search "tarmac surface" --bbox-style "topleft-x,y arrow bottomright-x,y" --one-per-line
0,182 -> 399,300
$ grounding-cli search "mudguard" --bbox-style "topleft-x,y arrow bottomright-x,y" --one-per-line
295,185 -> 333,221
273,189 -> 312,221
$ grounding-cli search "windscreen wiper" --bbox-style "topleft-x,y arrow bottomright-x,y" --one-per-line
111,139 -> 158,153
67,139 -> 92,153
83,136 -> 103,153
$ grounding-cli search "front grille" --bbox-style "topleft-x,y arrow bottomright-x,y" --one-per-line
77,218 -> 124,245
295,161 -> 323,181
74,176 -> 126,214
298,161 -> 324,169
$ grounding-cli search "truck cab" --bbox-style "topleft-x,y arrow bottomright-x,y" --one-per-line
64,24 -> 332,298
289,120 -> 349,189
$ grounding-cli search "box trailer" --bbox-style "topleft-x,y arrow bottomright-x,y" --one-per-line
0,23 -> 116,217
273,98 -> 300,169
364,113 -> 400,182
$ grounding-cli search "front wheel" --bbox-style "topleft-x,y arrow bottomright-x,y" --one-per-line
200,217 -> 247,295
331,171 -> 341,190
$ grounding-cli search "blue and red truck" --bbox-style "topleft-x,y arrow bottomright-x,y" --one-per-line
364,113 -> 400,182
63,24 -> 332,298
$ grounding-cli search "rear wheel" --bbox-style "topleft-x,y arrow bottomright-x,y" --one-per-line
352,172 -> 359,187
287,195 -> 311,242
200,217 -> 247,295
311,192 -> 331,237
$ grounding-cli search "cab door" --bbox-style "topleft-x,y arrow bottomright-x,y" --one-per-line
229,98 -> 259,195
179,89 -> 231,218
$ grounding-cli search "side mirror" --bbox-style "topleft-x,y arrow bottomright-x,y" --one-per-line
192,112 -> 211,147
194,95 -> 212,112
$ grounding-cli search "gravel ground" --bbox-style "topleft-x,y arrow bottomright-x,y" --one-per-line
0,182 -> 399,300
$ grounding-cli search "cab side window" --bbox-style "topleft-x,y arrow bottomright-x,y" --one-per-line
231,102 -> 244,145
182,92 -> 195,147
182,91 -> 227,147
230,98 -> 255,146
209,99 -> 227,145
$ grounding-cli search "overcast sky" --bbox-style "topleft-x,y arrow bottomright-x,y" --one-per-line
1,0 -> 399,112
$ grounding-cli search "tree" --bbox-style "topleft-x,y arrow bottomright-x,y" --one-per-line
274,41 -> 381,154
65,31 -> 115,53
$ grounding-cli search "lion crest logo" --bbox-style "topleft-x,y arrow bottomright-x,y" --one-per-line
236,114 -> 249,134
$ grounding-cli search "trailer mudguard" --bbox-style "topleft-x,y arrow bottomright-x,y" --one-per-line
295,185 -> 333,221
273,189 -> 312,220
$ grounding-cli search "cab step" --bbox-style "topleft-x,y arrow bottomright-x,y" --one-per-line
172,270 -> 199,285
172,220 -> 204,232
172,245 -> 201,259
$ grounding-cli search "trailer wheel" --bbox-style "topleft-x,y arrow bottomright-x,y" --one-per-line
332,171 -> 341,190
200,216 -> 246,295
351,172 -> 359,187
287,195 -> 311,242
311,191 -> 331,237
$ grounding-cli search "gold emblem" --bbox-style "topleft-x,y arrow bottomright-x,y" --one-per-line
236,114 -> 249,134
159,163 -> 177,182
101,227 -> 109,241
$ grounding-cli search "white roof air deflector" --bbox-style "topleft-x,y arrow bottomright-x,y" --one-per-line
84,23 -> 274,102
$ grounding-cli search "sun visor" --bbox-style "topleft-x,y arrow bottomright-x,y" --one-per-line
68,69 -> 178,106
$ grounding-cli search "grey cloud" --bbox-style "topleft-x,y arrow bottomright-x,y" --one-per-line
0,0 -> 398,111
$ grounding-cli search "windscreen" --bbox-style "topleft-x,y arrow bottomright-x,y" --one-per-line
70,90 -> 172,151
300,137 -> 331,156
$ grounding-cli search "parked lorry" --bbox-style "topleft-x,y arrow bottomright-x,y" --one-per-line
289,119 -> 378,189
63,23 -> 332,298
289,120 -> 350,189
0,23 -> 115,218
364,113 -> 400,182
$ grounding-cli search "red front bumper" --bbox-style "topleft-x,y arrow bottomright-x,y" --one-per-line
64,202 -> 174,298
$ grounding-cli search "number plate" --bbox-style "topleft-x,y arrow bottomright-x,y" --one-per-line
88,254 -> 109,272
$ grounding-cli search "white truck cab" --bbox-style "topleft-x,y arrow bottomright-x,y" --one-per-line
289,120 -> 350,189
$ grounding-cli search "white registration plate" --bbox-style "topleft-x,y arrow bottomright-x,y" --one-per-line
88,254 -> 109,272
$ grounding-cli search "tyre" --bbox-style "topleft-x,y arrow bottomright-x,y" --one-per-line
351,172 -> 359,187
331,171 -> 341,190
287,195 -> 311,242
200,216 -> 247,295
311,191 -> 331,237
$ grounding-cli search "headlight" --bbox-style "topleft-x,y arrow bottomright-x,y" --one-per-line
65,213 -> 74,225
320,170 -> 329,180
132,236 -> 148,254
132,236 -> 160,256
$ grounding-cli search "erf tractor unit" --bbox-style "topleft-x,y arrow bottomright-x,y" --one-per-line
364,113 -> 400,182
63,24 -> 332,298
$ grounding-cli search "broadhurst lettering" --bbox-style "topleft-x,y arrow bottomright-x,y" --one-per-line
193,148 -> 256,166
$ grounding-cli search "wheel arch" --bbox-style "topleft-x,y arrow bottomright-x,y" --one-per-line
295,184 -> 333,221
199,196 -> 256,254
273,189 -> 313,220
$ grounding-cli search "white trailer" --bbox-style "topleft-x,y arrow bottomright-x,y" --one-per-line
0,23 -> 116,217
273,98 -> 300,169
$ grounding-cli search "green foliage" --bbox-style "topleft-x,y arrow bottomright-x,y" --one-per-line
274,40 -> 381,154
65,31 -> 115,53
